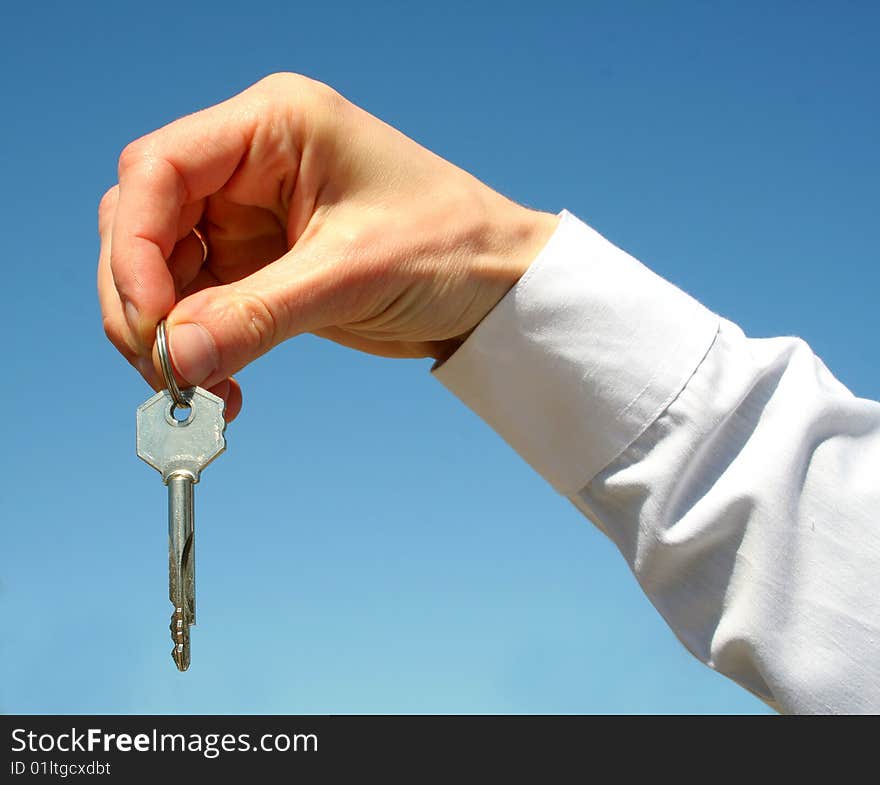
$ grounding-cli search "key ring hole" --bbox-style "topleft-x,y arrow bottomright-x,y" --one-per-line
167,402 -> 194,426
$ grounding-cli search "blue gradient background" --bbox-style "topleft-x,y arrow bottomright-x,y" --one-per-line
1,1 -> 877,714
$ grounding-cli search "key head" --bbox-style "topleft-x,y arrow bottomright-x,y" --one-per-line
137,387 -> 227,482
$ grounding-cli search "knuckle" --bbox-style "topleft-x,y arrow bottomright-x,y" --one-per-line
101,313 -> 114,340
97,186 -> 119,231
304,77 -> 345,115
255,72 -> 344,118
117,137 -> 152,175
255,71 -> 311,96
101,312 -> 121,344
255,71 -> 299,90
102,315 -> 136,362
230,290 -> 279,354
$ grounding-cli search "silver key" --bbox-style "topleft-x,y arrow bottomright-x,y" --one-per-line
136,387 -> 226,671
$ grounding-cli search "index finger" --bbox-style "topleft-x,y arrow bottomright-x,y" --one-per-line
110,93 -> 255,351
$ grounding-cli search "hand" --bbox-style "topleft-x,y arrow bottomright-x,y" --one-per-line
98,73 -> 559,420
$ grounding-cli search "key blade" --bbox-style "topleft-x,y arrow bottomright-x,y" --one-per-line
168,474 -> 196,672
169,534 -> 194,672
170,607 -> 191,671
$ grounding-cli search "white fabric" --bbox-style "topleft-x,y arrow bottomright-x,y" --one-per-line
434,210 -> 880,714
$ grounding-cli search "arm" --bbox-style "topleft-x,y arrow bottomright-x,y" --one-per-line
436,211 -> 880,713
99,77 -> 880,713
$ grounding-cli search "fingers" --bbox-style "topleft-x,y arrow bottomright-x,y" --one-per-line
109,93 -> 263,353
154,243 -> 342,390
99,185 -> 212,387
167,225 -> 211,298
98,186 -> 163,386
101,73 -> 349,423
98,187 -> 242,422
100,185 -> 244,418
208,377 -> 243,422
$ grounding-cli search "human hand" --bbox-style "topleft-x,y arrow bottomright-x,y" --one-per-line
98,73 -> 558,420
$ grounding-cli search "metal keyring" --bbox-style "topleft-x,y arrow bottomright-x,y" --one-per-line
191,225 -> 208,264
157,319 -> 191,408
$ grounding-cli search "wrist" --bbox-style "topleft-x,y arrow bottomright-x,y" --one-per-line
507,206 -> 561,277
429,205 -> 560,362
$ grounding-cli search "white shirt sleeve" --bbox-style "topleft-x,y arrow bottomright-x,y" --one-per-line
433,210 -> 880,714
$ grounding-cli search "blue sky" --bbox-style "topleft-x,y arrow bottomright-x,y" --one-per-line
1,1 -> 877,714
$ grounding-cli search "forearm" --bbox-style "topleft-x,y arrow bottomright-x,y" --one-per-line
435,211 -> 880,713
575,318 -> 880,713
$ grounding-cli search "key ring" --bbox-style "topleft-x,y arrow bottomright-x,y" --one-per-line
157,319 -> 191,408
192,225 -> 208,264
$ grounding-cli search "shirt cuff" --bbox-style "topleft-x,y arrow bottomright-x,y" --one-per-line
432,210 -> 720,496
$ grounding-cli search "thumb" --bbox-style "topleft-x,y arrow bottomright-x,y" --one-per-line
157,256 -> 331,389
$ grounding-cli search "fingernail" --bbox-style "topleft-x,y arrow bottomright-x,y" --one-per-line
169,323 -> 219,386
124,299 -> 140,333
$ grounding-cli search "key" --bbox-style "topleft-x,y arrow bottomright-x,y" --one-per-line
136,387 -> 226,671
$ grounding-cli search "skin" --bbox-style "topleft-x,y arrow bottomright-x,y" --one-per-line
98,73 -> 559,421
